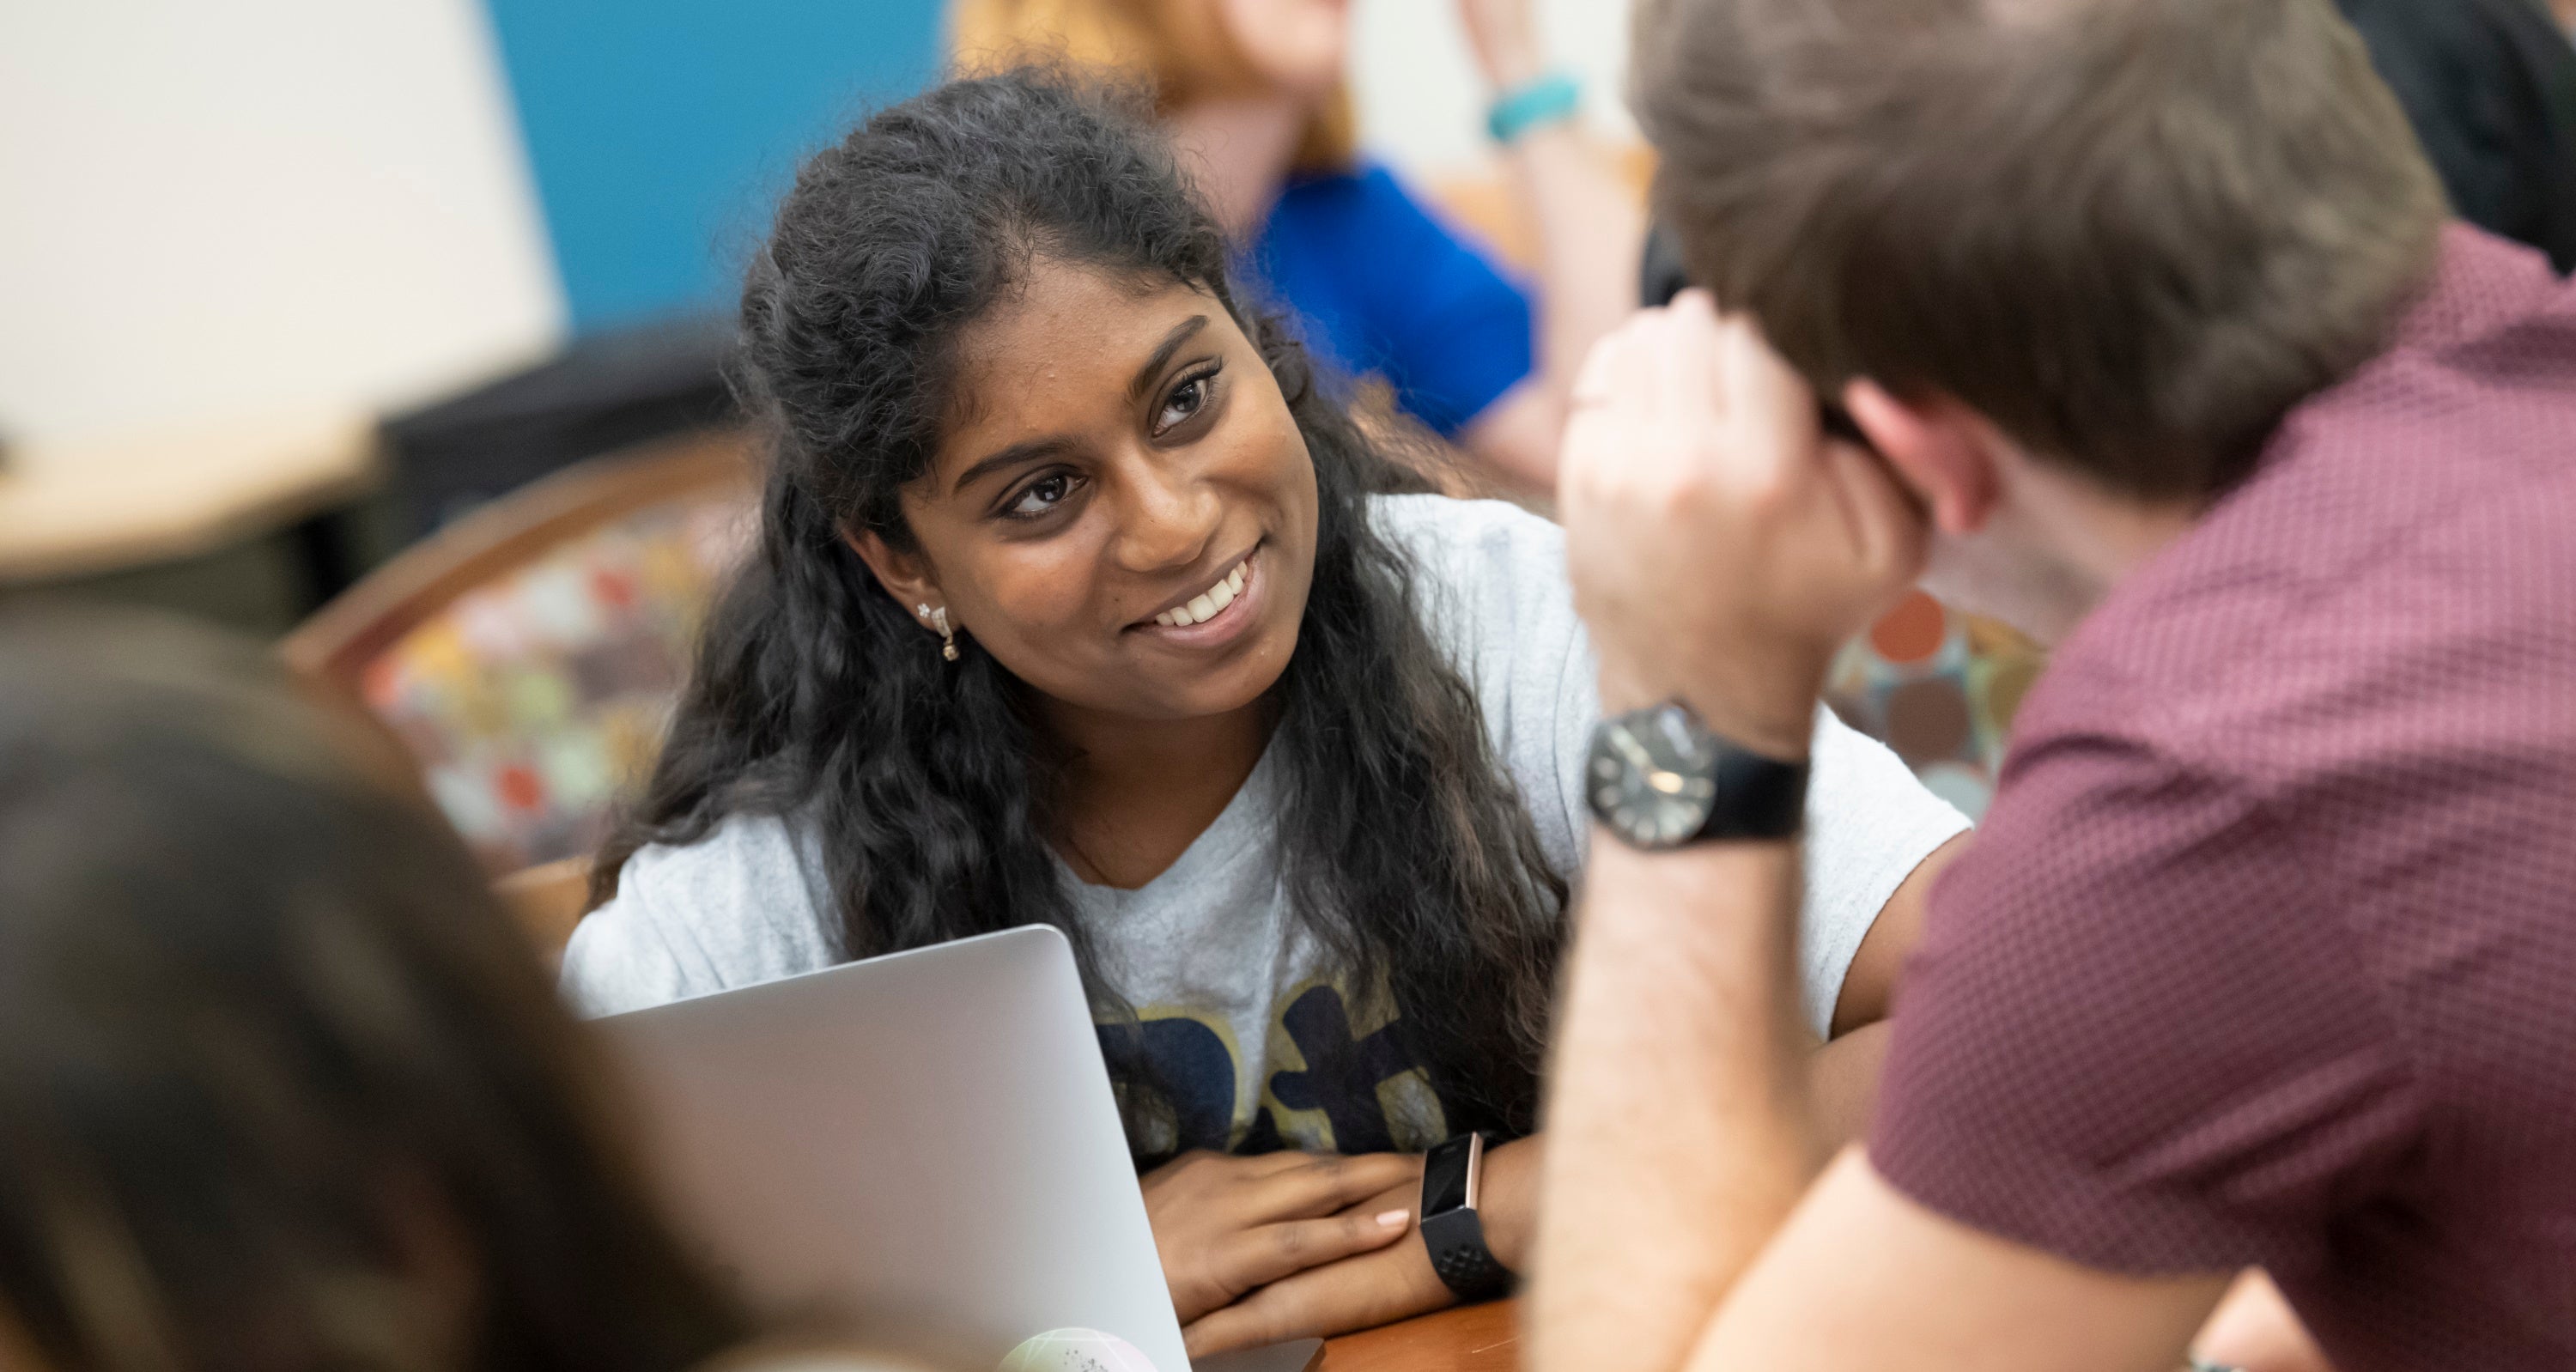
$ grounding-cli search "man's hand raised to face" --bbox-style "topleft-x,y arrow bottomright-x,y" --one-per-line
1557,292 -> 1928,756
1539,293 -> 2242,1372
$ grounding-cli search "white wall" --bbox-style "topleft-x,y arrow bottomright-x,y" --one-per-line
0,0 -> 564,449
1349,0 -> 1637,179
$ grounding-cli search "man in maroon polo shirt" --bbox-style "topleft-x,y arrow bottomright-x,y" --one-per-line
1527,0 -> 2576,1369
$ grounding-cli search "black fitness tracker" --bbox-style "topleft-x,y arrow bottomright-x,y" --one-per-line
1585,701 -> 1810,850
1419,1132 -> 1513,1302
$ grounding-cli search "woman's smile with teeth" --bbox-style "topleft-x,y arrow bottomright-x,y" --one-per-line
1154,557 -> 1250,627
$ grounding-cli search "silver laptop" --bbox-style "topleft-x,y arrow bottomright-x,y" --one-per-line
599,925 -> 1321,1372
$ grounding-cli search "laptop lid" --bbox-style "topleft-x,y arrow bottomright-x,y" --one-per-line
598,925 -> 1193,1372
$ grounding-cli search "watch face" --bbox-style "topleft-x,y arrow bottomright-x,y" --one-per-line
1590,705 -> 1721,847
1421,1135 -> 1475,1217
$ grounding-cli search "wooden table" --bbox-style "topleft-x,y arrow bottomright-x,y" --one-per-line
0,408 -> 379,584
1320,1302 -> 1517,1372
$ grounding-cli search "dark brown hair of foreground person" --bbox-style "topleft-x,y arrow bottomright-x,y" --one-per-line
0,608 -> 746,1372
1631,0 -> 2449,499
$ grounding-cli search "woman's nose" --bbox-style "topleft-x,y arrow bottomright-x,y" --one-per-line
1110,453 -> 1223,572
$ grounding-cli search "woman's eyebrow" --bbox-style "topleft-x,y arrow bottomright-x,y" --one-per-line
949,315 -> 1215,497
1127,314 -> 1212,403
951,434 -> 1076,497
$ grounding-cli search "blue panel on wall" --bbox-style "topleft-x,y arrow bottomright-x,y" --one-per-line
484,0 -> 942,331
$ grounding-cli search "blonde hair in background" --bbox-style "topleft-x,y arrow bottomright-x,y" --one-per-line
948,0 -> 1357,171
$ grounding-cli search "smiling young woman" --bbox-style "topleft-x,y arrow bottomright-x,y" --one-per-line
563,72 -> 1969,1355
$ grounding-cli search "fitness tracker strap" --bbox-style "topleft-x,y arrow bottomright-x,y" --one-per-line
1419,1132 -> 1513,1302
1486,71 -> 1583,144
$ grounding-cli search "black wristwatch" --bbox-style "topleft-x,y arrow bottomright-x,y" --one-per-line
1419,1132 -> 1513,1302
1585,701 -> 1809,849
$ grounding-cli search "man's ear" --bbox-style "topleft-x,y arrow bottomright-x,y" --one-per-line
1843,379 -> 2001,537
843,526 -> 941,618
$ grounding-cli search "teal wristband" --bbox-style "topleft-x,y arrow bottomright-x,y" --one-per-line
1486,70 -> 1582,144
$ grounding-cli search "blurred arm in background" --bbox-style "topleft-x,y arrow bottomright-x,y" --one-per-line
1153,0 -> 1644,495
1449,0 -> 1647,492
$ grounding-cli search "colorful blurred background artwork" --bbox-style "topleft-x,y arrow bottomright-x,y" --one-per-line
1826,591 -> 2048,821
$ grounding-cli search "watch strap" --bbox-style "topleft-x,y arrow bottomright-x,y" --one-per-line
1419,1132 -> 1513,1302
1586,703 -> 1812,850
1692,739 -> 1808,842
1420,1205 -> 1514,1302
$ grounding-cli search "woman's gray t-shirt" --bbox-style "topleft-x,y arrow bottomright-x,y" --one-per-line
561,495 -> 1968,1156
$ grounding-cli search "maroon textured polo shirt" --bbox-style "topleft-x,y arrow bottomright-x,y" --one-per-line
1869,225 -> 2576,1369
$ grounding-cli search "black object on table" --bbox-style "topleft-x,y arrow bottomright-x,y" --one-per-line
380,311 -> 740,539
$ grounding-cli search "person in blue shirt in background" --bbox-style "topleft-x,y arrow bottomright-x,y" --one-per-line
952,0 -> 1644,494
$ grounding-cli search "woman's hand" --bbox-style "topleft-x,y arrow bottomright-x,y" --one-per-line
1141,1150 -> 1419,1327
1179,1138 -> 1543,1357
1455,0 -> 1546,92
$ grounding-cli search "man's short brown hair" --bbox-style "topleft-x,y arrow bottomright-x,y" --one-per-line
1632,0 -> 2446,499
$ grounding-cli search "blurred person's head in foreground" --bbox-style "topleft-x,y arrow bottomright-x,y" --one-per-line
1631,0 -> 2446,641
0,607 -> 748,1372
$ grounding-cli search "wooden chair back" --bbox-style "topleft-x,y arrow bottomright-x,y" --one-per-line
494,856 -> 595,968
283,430 -> 756,686
283,430 -> 761,952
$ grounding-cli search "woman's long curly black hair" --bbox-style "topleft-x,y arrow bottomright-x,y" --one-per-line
596,70 -> 1567,1152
